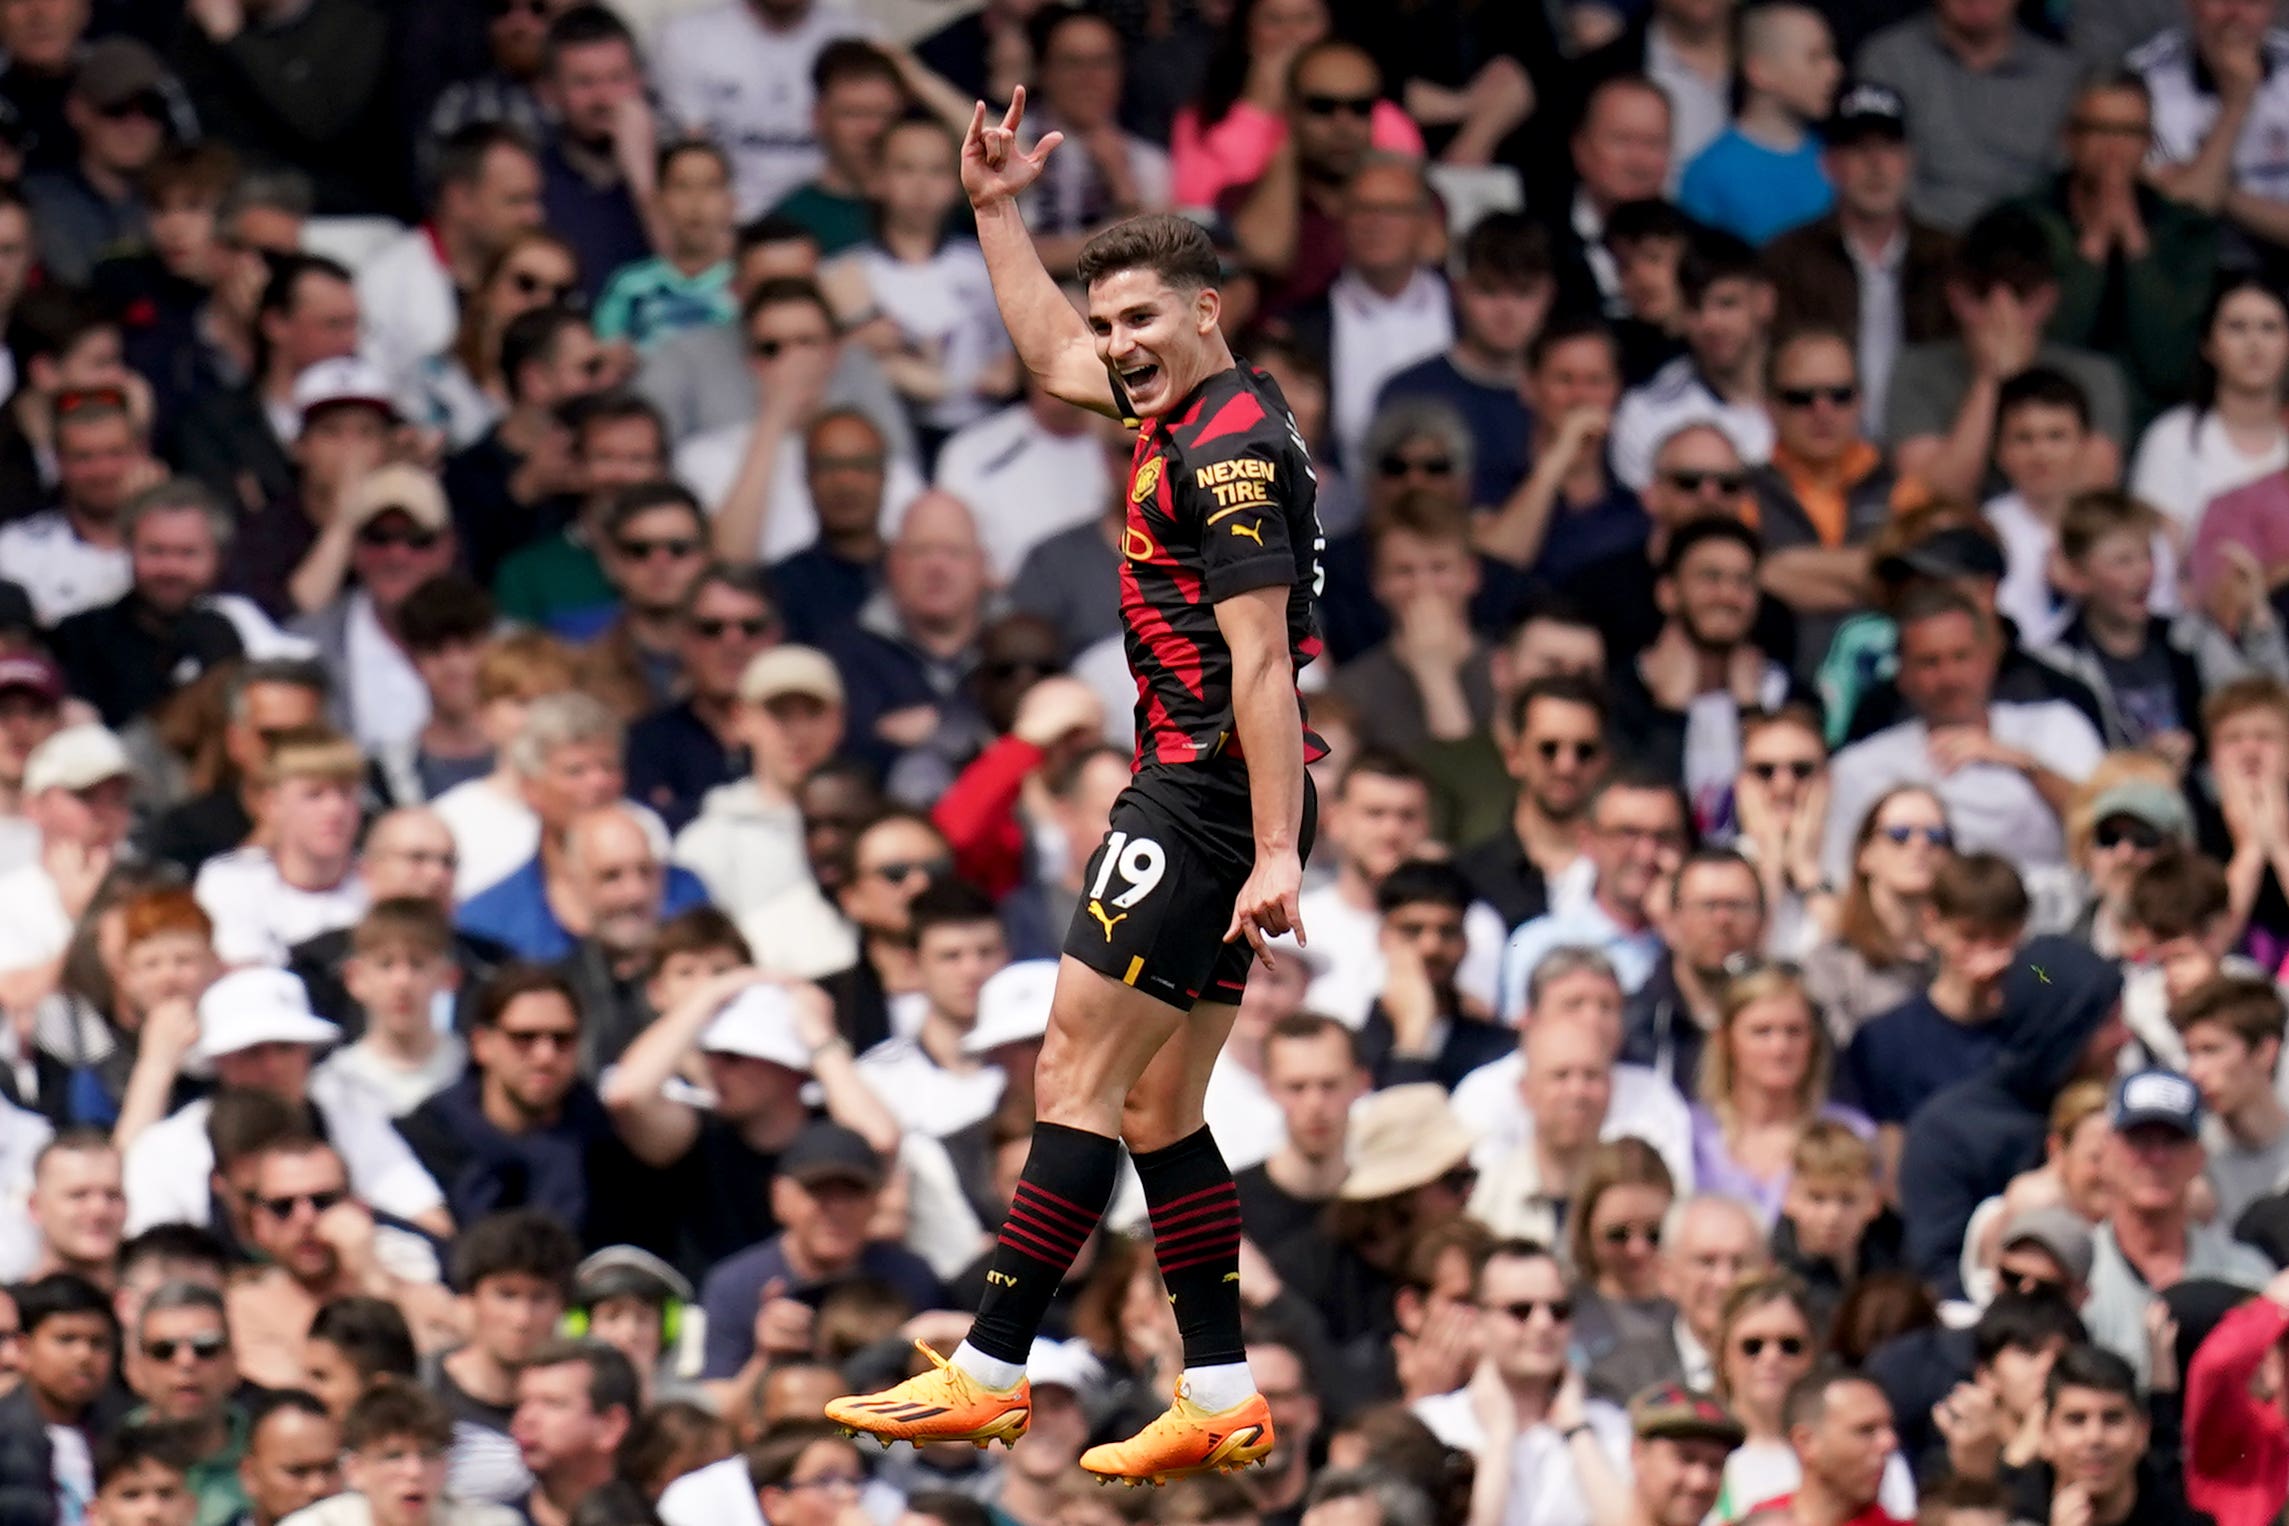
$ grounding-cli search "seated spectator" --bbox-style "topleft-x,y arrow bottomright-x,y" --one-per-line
1821,586 -> 2104,883
213,354 -> 385,623
88,1422 -> 197,1526
853,880 -> 1008,1156
793,806 -> 947,1044
1995,1345 -> 2199,1526
1843,852 -> 2026,1171
0,653 -> 63,855
1722,703 -> 1830,944
1762,82 -> 1955,429
1772,1122 -> 1899,1331
1330,492 -> 1498,757
1234,1013 -> 1369,1255
446,693 -> 643,931
302,1296 -> 419,1426
1886,207 -> 2130,505
1743,1366 -> 1909,1526
371,577 -> 497,810
1411,1242 -> 1632,1526
24,1130 -> 126,1289
2112,846 -> 2237,1080
0,289 -> 143,517
1984,370 -> 2123,652
595,141 -> 737,354
142,655 -> 328,874
679,279 -> 928,564
1678,5 -> 1840,246
1690,967 -> 1872,1226
564,1249 -> 698,1410
356,124 -> 544,400
937,374 -> 1111,597
1588,1194 -> 1769,1401
767,43 -> 906,259
3,1272 -> 118,1496
194,728 -> 367,970
2034,493 -> 2203,754
1468,1006 -> 1630,1246
482,384 -> 667,641
529,7 -> 653,306
1499,769 -> 1687,1012
22,38 -> 170,287
0,389 -> 144,627
1540,75 -> 1674,324
1566,1138 -> 1676,1374
461,797 -> 707,969
763,410 -> 901,649
2060,766 -> 2193,957
1623,849 -> 1769,1094
1930,1293 -> 2087,1484
1456,672 -> 1607,933
416,0 -> 550,173
2130,277 -> 2289,540
319,1375 -> 525,1526
237,1391 -> 343,1526
1356,861 -> 1514,1092
2173,975 -> 2289,1229
410,230 -> 581,458
315,899 -> 468,1119
509,1338 -> 638,1526
1015,7 -> 1174,273
1610,234 -> 1776,491
50,480 -> 244,731
1609,1383 -> 1743,1526
2184,1266 -> 2289,1526
623,564 -> 779,835
0,722 -> 136,1002
573,484 -> 713,724
1474,317 -> 1647,589
697,1122 -> 941,1381
105,146 -> 266,444
672,647 -> 844,922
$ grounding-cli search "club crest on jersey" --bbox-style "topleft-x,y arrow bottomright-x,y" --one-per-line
1130,455 -> 1164,503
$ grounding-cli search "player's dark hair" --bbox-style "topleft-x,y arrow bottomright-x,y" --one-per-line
1375,860 -> 1473,916
1076,213 -> 1221,294
1659,515 -> 1763,580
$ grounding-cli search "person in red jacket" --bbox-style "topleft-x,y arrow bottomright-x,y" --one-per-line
2185,1268 -> 2289,1526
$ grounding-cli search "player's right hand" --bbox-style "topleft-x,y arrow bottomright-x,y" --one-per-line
963,86 -> 1063,209
1224,848 -> 1305,968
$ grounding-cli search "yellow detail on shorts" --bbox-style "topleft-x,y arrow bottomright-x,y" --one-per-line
1124,955 -> 1144,985
1087,900 -> 1127,941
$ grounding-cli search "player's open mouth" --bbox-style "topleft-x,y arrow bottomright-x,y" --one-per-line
1121,363 -> 1162,394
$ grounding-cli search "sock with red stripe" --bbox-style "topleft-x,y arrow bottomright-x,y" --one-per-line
961,1121 -> 1120,1373
1134,1125 -> 1251,1402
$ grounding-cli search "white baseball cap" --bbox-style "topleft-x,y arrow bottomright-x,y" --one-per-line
1026,1337 -> 1104,1397
964,960 -> 1058,1056
293,355 -> 399,423
23,724 -> 131,796
193,969 -> 341,1063
697,984 -> 812,1072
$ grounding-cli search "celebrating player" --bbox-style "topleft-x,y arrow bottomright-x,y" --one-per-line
824,89 -> 1326,1484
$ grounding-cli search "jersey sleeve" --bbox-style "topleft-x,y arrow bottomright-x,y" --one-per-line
1171,437 -> 1300,602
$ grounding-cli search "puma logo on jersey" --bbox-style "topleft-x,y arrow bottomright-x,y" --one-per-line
1086,900 -> 1127,940
986,1270 -> 1018,1288
1229,520 -> 1264,546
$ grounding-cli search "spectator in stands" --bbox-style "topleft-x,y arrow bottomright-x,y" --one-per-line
2035,494 -> 2203,754
0,0 -> 90,175
358,124 -> 544,396
1468,1007 -> 1630,1245
1678,5 -> 1840,246
300,1297 -> 418,1425
0,289 -> 141,516
624,564 -> 780,834
935,371 -> 1109,591
1589,1194 -> 1769,1400
594,142 -> 738,354
411,230 -> 581,457
1232,1013 -> 1367,1255
574,484 -> 713,723
25,1131 -> 125,1289
1500,769 -> 1689,1011
373,577 -> 498,809
0,391 -> 144,627
0,722 -> 135,1002
1545,76 -> 1673,323
1612,235 -> 1776,491
1568,1139 -> 1676,1372
1,1272 -> 114,1512
0,651 -> 63,837
1887,206 -> 2131,504
532,7 -> 654,303
50,480 -> 243,729
22,39 -> 171,287
193,727 -> 366,970
2173,974 -> 2289,1229
1472,317 -> 1646,589
1222,39 -> 1389,317
673,647 -> 845,923
489,392 -> 670,641
2138,0 -> 2289,258
2136,276 -> 2289,546
1691,967 -> 1871,1225
461,799 -> 707,969
143,658 -> 327,876
763,42 -> 906,256
328,1374 -> 526,1525
316,899 -> 466,1118
1998,1345 -> 2197,1526
238,1390 -> 342,1526
1624,849 -> 1768,1092
550,808 -> 714,1071
124,1281 -> 249,1520
1018,7 -> 1174,273
418,0 -> 557,173
510,1339 -> 637,1526
444,693 -> 637,930
424,635 -> 578,902
1331,492 -> 1496,757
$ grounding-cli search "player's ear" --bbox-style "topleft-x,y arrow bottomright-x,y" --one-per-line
1194,284 -> 1221,335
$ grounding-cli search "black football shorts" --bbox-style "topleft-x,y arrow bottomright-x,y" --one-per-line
1061,760 -> 1318,1012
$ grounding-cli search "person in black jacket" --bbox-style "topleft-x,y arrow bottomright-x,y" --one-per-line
2,1273 -> 121,1526
1356,861 -> 1512,1091
1998,1345 -> 2205,1526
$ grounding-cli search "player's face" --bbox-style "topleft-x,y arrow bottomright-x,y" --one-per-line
1088,267 -> 1220,419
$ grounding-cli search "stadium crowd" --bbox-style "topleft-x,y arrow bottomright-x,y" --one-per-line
10,0 -> 2289,1525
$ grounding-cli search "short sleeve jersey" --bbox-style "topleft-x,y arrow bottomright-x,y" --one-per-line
1117,362 -> 1326,767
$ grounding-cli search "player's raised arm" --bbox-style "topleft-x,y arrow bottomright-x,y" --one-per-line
963,88 -> 1122,418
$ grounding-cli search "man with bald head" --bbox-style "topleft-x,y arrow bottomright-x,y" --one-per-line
824,489 -> 995,792
291,808 -> 515,1035
557,805 -> 693,1072
1679,4 -> 1839,244
1548,76 -> 1675,319
770,410 -> 897,645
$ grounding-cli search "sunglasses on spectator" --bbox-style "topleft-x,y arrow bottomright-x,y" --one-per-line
1379,454 -> 1453,479
1601,1222 -> 1660,1248
497,1026 -> 578,1053
97,94 -> 165,122
1777,385 -> 1856,409
690,615 -> 772,640
1662,469 -> 1750,495
1881,824 -> 1951,847
1301,93 -> 1377,118
2094,818 -> 2164,851
509,270 -> 575,303
251,1188 -> 347,1220
1537,738 -> 1601,763
1738,1335 -> 1807,1358
752,333 -> 831,360
1749,760 -> 1818,782
145,1333 -> 228,1363
866,857 -> 951,884
1486,1298 -> 1572,1322
616,536 -> 700,561
358,522 -> 442,552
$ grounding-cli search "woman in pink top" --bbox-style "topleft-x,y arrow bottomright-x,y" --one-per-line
1170,0 -> 1424,210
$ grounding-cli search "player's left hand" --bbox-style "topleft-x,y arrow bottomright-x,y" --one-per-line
1224,848 -> 1305,967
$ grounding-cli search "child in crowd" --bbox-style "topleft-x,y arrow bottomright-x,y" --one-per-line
595,142 -> 738,353
2171,974 -> 2289,1228
1931,1293 -> 2089,1483
1844,853 -> 2030,1174
1771,1119 -> 1899,1325
2036,492 -> 2206,756
2116,847 -> 2238,1073
88,1424 -> 195,1526
321,898 -> 466,1117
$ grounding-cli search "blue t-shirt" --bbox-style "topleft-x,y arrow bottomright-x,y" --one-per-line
1678,128 -> 1834,246
456,855 -> 713,961
1842,992 -> 2005,1126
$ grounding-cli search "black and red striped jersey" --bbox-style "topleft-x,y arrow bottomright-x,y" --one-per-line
1116,361 -> 1326,769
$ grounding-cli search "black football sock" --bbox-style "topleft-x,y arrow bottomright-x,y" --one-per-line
1133,1125 -> 1247,1370
966,1121 -> 1121,1366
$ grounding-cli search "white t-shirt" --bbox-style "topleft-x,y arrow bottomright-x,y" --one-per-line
1610,357 -> 1775,491
1986,491 -> 2180,650
1450,1050 -> 1697,1192
1821,702 -> 2106,882
123,1067 -> 446,1234
1327,268 -> 1456,469
0,860 -> 73,976
0,1093 -> 54,1281
194,847 -> 369,968
355,225 -> 459,399
2129,404 -> 2289,538
853,1034 -> 1006,1141
0,511 -> 130,625
1411,1392 -> 1633,1526
343,591 -> 431,753
2136,26 -> 2289,204
1294,882 -> 1508,1027
652,0 -> 875,218
845,241 -> 1011,433
318,1035 -> 468,1118
933,404 -> 1110,582
432,777 -> 538,901
676,424 -> 926,563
